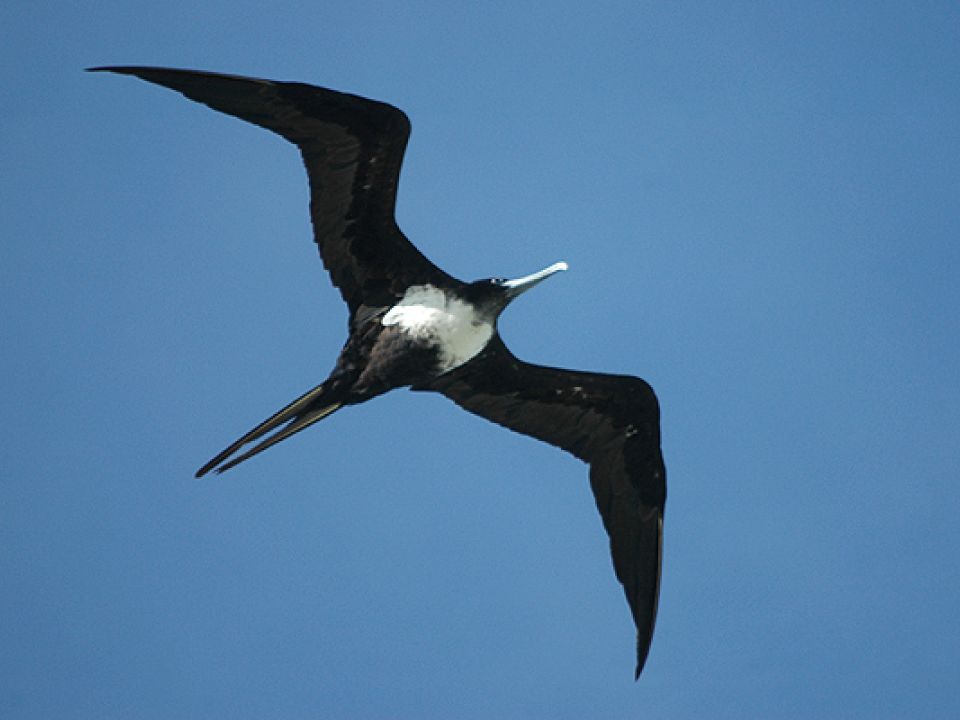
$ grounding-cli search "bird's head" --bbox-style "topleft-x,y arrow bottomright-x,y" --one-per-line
463,261 -> 569,319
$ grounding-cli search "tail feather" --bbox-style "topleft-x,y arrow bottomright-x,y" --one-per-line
195,383 -> 343,477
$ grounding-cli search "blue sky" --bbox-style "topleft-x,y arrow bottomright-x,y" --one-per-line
3,2 -> 959,717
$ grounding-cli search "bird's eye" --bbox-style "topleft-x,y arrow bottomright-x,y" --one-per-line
491,277 -> 506,285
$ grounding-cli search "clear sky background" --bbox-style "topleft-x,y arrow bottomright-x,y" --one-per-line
3,2 -> 959,718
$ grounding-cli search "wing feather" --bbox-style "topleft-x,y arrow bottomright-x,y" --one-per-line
89,66 -> 457,314
424,337 -> 666,678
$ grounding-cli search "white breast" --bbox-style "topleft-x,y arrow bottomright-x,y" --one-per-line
382,285 -> 493,372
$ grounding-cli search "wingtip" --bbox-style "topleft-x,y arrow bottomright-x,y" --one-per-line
634,635 -> 653,680
85,65 -> 166,77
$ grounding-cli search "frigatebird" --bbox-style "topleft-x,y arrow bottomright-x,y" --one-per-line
90,66 -> 667,679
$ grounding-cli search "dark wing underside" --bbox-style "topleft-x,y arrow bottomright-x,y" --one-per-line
423,337 -> 666,679
90,66 -> 457,316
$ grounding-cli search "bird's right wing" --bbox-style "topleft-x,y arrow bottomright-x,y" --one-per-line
90,66 -> 458,315
423,337 -> 666,679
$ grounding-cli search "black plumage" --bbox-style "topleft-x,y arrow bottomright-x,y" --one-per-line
91,66 -> 666,678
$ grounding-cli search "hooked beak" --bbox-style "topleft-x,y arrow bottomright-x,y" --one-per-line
502,261 -> 568,300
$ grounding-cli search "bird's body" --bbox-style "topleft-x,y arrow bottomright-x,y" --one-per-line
91,66 -> 666,678
382,284 -> 494,370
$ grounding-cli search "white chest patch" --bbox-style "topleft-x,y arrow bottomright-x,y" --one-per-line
382,285 -> 493,372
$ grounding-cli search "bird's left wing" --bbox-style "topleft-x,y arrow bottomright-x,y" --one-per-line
89,66 -> 457,316
422,337 -> 666,679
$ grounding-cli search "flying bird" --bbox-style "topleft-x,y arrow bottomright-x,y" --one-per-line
90,66 -> 666,679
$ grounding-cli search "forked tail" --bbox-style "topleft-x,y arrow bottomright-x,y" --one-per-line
195,382 -> 345,477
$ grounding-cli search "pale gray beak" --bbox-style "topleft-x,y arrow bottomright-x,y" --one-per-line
502,261 -> 568,300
